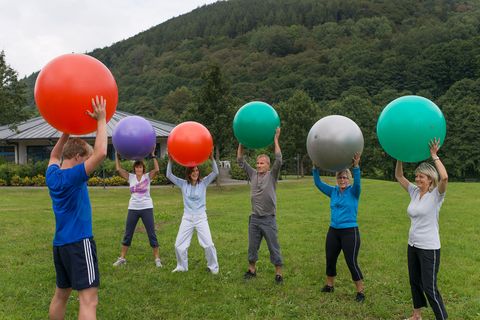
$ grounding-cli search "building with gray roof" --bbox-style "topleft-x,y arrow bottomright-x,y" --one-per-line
0,111 -> 175,164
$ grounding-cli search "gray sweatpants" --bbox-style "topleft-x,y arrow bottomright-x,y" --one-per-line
248,214 -> 283,266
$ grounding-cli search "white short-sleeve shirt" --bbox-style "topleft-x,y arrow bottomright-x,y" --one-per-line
407,183 -> 446,249
128,173 -> 153,210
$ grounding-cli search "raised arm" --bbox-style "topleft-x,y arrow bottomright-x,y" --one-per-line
274,127 -> 281,154
48,133 -> 70,166
148,148 -> 160,180
312,167 -> 334,197
351,152 -> 361,198
84,96 -> 108,175
430,138 -> 448,194
395,160 -> 410,192
166,158 -> 185,187
237,143 -> 255,177
115,152 -> 129,180
203,151 -> 219,185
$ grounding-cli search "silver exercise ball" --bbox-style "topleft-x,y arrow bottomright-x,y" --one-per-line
306,115 -> 364,172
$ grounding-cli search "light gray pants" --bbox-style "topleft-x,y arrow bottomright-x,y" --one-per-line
174,212 -> 219,273
248,214 -> 283,266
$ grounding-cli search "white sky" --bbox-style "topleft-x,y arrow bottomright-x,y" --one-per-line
0,0 -> 219,78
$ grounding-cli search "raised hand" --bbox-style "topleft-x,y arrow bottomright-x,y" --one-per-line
86,95 -> 106,121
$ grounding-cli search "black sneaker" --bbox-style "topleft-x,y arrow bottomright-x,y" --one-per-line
355,292 -> 365,303
321,285 -> 334,293
275,274 -> 283,284
244,270 -> 256,280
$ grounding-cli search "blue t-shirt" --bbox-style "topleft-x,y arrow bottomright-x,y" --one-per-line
313,167 -> 361,229
46,163 -> 92,246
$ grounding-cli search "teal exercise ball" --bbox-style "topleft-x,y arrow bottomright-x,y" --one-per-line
376,95 -> 446,162
233,101 -> 280,149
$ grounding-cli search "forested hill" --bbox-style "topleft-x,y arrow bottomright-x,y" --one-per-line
24,0 -> 480,179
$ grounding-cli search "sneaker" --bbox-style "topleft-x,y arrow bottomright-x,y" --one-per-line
275,274 -> 283,284
243,269 -> 256,280
155,258 -> 163,268
171,267 -> 186,273
113,257 -> 126,267
321,285 -> 334,293
355,292 -> 365,303
206,267 -> 219,275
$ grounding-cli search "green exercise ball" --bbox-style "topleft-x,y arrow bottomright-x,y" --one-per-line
376,95 -> 446,162
233,101 -> 280,149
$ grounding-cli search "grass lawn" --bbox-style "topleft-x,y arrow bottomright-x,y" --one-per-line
0,177 -> 479,319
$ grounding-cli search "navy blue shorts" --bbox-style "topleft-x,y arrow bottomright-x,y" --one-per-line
53,238 -> 100,290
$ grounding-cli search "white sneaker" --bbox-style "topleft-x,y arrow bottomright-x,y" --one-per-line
155,258 -> 163,268
171,267 -> 186,273
113,257 -> 126,267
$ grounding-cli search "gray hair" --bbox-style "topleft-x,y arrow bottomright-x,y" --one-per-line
415,162 -> 439,191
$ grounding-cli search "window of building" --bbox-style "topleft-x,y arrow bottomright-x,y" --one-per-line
27,145 -> 53,162
0,146 -> 15,162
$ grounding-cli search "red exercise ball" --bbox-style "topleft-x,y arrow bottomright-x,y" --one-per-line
34,53 -> 118,135
167,121 -> 213,167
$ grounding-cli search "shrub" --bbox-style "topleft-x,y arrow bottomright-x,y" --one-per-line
104,176 -> 128,186
0,178 -> 6,186
10,175 -> 21,186
88,176 -> 104,186
22,176 -> 34,186
31,174 -> 46,186
152,173 -> 169,185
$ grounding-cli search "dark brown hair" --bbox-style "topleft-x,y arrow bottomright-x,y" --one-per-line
185,166 -> 201,184
133,160 -> 146,174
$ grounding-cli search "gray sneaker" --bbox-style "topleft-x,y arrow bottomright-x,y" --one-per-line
155,258 -> 163,268
113,257 -> 126,267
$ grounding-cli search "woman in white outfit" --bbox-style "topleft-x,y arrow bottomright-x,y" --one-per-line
166,152 -> 219,274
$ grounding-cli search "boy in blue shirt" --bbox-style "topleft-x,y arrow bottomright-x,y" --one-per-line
47,96 -> 107,320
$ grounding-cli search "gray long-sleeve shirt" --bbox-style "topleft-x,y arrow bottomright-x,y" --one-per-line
237,153 -> 282,216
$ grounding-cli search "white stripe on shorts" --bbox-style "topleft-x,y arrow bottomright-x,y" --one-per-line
83,239 -> 95,285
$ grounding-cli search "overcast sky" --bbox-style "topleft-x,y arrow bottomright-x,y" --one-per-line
0,0 -> 219,78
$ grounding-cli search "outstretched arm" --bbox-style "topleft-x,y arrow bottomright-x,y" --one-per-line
430,138 -> 448,194
84,96 -> 108,175
395,160 -> 410,192
48,133 -> 70,166
115,152 -> 129,179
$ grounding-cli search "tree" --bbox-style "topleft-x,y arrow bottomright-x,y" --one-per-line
277,90 -> 320,176
186,65 -> 236,161
0,51 -> 29,127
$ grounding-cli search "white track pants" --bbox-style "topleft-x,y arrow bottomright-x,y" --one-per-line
174,213 -> 219,273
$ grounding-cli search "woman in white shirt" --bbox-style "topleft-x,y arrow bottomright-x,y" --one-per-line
113,150 -> 162,268
395,138 -> 448,320
166,153 -> 219,274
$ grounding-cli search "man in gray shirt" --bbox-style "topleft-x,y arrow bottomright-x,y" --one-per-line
237,127 -> 283,283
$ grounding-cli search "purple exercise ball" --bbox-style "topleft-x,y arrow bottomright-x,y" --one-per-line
112,116 -> 156,160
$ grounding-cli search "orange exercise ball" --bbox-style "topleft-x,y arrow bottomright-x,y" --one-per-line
34,53 -> 118,135
167,121 -> 213,167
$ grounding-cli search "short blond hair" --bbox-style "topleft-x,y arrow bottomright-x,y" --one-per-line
415,162 -> 439,191
62,138 -> 93,160
336,169 -> 352,180
256,154 -> 270,165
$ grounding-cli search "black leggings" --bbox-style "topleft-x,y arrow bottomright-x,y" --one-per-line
325,226 -> 363,281
121,208 -> 158,247
408,245 -> 447,319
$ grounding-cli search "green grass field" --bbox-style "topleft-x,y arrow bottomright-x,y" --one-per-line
0,177 -> 479,319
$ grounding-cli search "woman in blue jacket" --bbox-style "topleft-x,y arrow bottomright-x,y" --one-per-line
312,152 -> 365,302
